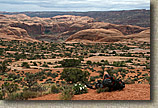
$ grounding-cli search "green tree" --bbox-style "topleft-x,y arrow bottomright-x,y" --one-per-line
59,59 -> 81,67
0,61 -> 8,73
60,68 -> 90,83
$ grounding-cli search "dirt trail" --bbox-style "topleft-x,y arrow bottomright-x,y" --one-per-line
29,84 -> 150,100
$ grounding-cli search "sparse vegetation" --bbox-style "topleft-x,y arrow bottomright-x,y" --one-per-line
0,39 -> 150,100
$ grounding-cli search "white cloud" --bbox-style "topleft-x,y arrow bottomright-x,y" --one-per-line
0,0 -> 150,12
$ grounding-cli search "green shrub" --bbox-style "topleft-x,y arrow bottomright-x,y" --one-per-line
3,78 -> 8,81
51,73 -> 58,78
144,76 -> 150,83
2,82 -> 19,94
111,61 -> 126,67
7,92 -> 23,100
0,60 -> 8,73
97,87 -> 109,93
90,76 -> 95,82
8,78 -> 13,81
47,62 -> 52,65
60,68 -> 90,84
59,86 -> 74,100
0,91 -> 4,100
51,84 -> 60,94
22,90 -> 39,100
142,73 -> 148,76
59,59 -> 81,67
86,61 -> 92,65
41,63 -> 49,67
21,62 -> 30,68
39,78 -> 43,81
61,81 -> 66,84
33,62 -> 37,66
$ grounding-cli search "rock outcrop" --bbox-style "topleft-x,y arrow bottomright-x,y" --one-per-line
0,14 -> 150,42
66,28 -> 150,42
0,27 -> 29,37
66,29 -> 124,42
10,23 -> 45,36
88,22 -> 147,35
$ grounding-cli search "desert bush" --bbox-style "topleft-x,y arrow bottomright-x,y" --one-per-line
59,85 -> 74,100
33,62 -> 37,66
0,91 -> 4,100
51,73 -> 58,78
142,73 -> 148,76
111,61 -> 126,67
73,83 -> 88,95
46,71 -> 52,76
124,79 -> 135,84
144,76 -> 150,83
90,76 -> 95,82
21,73 -> 37,90
59,59 -> 81,67
51,84 -> 60,94
39,78 -> 43,81
126,59 -> 133,63
41,63 -> 49,67
133,78 -> 138,81
138,72 -> 142,76
22,90 -> 39,100
3,78 -> 8,81
47,62 -> 52,65
4,74 -> 8,77
2,82 -> 19,94
21,62 -> 30,68
30,84 -> 47,92
0,60 -> 8,73
104,60 -> 109,65
86,61 -> 92,65
56,71 -> 60,73
97,87 -> 109,93
7,92 -> 23,100
42,76 -> 46,79
60,68 -> 90,84
61,81 -> 66,84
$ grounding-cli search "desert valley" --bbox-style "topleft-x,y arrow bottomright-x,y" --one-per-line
0,10 -> 150,100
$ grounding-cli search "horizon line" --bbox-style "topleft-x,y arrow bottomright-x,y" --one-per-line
0,9 -> 150,13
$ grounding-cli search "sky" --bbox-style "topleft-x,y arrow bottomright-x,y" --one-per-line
0,0 -> 150,12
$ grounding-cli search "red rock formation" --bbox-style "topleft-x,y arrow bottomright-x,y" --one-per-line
0,14 -> 150,42
88,22 -> 147,35
0,27 -> 29,37
10,23 -> 45,36
66,29 -> 124,42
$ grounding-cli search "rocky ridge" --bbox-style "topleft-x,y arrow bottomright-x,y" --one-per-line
0,14 -> 150,42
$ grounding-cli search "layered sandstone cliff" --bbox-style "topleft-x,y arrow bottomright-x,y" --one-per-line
0,14 -> 150,42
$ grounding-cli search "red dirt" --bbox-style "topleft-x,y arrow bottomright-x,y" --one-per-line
29,84 -> 150,100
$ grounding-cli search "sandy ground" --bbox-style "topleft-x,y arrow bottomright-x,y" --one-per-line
29,84 -> 150,100
84,56 -> 135,63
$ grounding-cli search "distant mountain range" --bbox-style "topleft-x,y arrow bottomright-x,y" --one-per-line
0,9 -> 150,27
